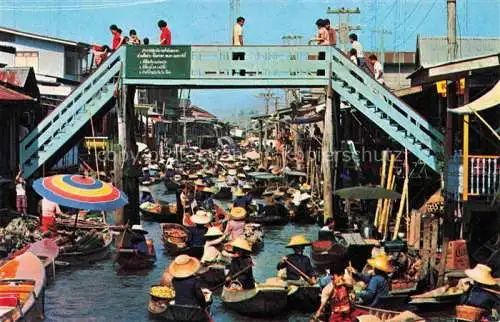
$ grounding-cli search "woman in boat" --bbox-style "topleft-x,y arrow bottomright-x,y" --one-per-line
314,266 -> 358,322
224,207 -> 246,240
261,191 -> 288,218
140,187 -> 154,204
348,254 -> 392,307
233,188 -> 247,208
295,193 -> 312,223
169,254 -> 207,307
226,238 -> 255,290
277,235 -> 316,284
130,225 -> 150,256
460,264 -> 500,320
180,184 -> 194,227
242,183 -> 253,209
187,211 -> 211,248
201,226 -> 226,265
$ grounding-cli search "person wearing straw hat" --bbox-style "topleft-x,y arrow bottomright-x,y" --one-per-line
232,187 -> 247,209
224,207 -> 246,240
227,237 -> 255,290
460,264 -> 499,315
169,255 -> 207,307
201,186 -> 215,210
277,234 -> 316,283
187,210 -> 212,249
261,190 -> 289,219
201,226 -> 226,265
295,192 -> 312,223
130,224 -> 150,256
349,254 -> 392,307
242,183 -> 254,209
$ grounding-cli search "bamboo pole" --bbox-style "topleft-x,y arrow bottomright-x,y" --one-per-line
393,177 -> 408,240
374,150 -> 388,226
382,174 -> 396,238
378,154 -> 395,233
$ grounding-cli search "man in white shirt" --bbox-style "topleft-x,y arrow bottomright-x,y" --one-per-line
369,54 -> 384,85
349,33 -> 365,66
232,16 -> 245,76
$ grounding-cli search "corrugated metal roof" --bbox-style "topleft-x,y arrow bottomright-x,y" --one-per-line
0,26 -> 89,48
0,85 -> 34,102
417,36 -> 500,68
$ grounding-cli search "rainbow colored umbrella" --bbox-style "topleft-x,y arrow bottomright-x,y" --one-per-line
33,174 -> 128,211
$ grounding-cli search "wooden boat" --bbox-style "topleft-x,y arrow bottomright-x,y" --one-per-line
310,240 -> 348,271
28,238 -> 59,280
409,286 -> 464,310
354,304 -> 401,320
140,202 -> 179,223
213,186 -> 232,200
221,282 -> 289,317
148,302 -> 210,322
196,264 -> 226,288
287,283 -> 320,313
115,249 -> 156,270
161,223 -> 190,256
58,229 -> 113,266
0,251 -> 46,322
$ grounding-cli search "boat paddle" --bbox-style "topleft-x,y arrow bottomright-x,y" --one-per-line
283,258 -> 315,286
209,263 -> 254,291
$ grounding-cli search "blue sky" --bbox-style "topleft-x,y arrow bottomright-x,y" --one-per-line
1,0 -> 498,116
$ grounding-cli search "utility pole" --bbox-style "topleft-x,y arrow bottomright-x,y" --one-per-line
370,28 -> 392,66
182,89 -> 191,146
439,0 -> 457,286
256,89 -> 278,163
327,7 -> 361,51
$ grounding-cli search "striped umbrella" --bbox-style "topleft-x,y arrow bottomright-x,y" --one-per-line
33,174 -> 128,211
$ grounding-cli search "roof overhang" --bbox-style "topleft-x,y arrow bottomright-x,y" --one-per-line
0,27 -> 90,48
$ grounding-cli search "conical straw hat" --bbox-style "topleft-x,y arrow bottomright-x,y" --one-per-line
191,210 -> 212,225
356,315 -> 382,322
286,234 -> 312,248
205,226 -> 223,237
168,255 -> 201,278
230,207 -> 247,220
231,237 -> 252,252
234,188 -> 246,197
465,264 -> 496,285
367,254 -> 394,273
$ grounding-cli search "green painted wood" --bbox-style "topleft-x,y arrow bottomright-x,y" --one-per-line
125,45 -> 191,79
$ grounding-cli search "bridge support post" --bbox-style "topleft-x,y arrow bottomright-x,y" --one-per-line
322,70 -> 334,222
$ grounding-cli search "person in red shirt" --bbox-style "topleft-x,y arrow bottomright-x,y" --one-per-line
110,24 -> 123,50
158,20 -> 171,45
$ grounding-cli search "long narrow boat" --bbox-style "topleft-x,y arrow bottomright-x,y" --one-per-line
140,203 -> 179,223
247,213 -> 288,225
353,304 -> 402,320
28,238 -> 59,280
286,283 -> 320,313
213,186 -> 232,200
161,223 -> 190,256
58,230 -> 113,266
0,251 -> 46,321
115,249 -> 156,270
221,282 -> 289,317
148,302 -> 210,322
196,264 -> 226,289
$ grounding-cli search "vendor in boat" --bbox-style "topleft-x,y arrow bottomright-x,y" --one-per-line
40,197 -> 63,233
460,264 -> 500,319
232,188 -> 247,208
242,183 -> 253,207
314,266 -> 358,322
140,187 -> 154,204
201,226 -> 226,265
130,224 -> 150,256
348,254 -> 392,307
295,193 -> 312,222
226,169 -> 237,186
227,238 -> 255,290
168,254 -> 207,307
277,234 -> 316,284
187,211 -> 211,248
202,187 -> 215,210
262,191 -> 289,218
224,207 -> 246,240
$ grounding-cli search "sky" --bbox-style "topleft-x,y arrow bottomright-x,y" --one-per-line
0,0 -> 499,117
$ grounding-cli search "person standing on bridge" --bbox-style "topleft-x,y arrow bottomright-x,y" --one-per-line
158,20 -> 172,46
232,16 -> 245,76
369,54 -> 384,85
324,19 -> 336,47
349,33 -> 364,66
110,24 -> 123,51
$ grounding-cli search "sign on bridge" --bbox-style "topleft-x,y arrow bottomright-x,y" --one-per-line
125,45 -> 191,79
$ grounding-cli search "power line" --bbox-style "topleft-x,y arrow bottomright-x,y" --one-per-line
0,0 -> 166,11
393,0 -> 438,50
391,0 -> 420,32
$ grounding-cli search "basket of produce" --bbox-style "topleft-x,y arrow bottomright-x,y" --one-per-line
150,285 -> 176,301
141,202 -> 161,214
456,305 -> 484,321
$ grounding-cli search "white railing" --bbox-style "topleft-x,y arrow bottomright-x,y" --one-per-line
468,155 -> 500,197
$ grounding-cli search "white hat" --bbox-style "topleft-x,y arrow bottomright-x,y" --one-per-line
131,224 -> 148,234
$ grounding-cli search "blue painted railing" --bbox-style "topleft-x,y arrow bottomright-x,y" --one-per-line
20,47 -> 126,178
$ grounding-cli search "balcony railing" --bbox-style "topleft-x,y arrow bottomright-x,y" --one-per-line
468,155 -> 500,198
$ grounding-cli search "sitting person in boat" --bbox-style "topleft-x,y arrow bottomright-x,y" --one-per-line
349,254 -> 392,307
130,225 -> 150,256
201,227 -> 226,265
242,184 -> 253,208
39,197 -> 63,233
261,191 -> 288,218
226,238 -> 255,290
232,188 -> 247,208
314,266 -> 359,322
224,207 -> 246,240
295,193 -> 312,222
169,255 -> 207,307
140,187 -> 154,204
187,211 -> 211,248
460,264 -> 500,319
277,235 -> 316,284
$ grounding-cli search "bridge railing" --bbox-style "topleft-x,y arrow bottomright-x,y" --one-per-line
190,45 -> 331,80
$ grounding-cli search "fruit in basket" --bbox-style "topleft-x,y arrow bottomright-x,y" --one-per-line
150,286 -> 175,299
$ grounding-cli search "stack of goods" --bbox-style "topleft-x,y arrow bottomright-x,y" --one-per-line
140,202 -> 161,214
56,229 -> 105,253
150,286 -> 176,300
0,218 -> 42,253
164,227 -> 188,248
244,224 -> 263,245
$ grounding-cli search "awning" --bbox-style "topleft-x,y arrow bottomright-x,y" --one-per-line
448,81 -> 500,115
0,85 -> 34,102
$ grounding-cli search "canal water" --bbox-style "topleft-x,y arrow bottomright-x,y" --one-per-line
44,184 -> 318,322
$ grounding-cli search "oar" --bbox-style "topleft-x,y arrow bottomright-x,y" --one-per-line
283,258 -> 315,285
209,263 -> 253,291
